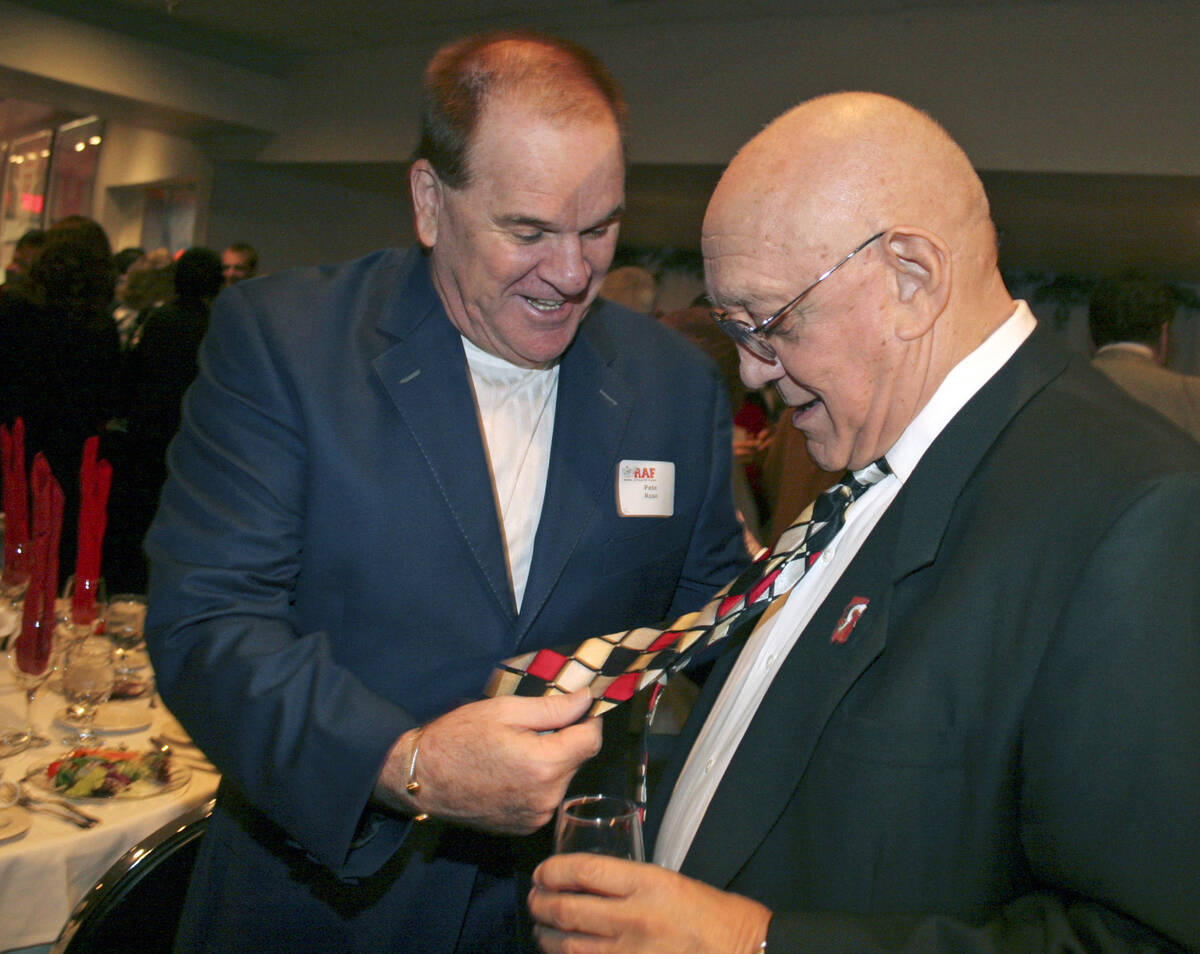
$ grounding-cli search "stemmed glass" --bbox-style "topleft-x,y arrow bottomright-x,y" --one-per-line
104,594 -> 147,677
0,539 -> 31,606
554,794 -> 645,861
58,574 -> 106,644
2,617 -> 57,754
60,636 -> 115,747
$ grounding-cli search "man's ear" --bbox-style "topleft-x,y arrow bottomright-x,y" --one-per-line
410,159 -> 443,248
880,227 -> 951,341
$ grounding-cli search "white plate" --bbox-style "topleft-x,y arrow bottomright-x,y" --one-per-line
55,705 -> 152,734
27,758 -> 191,801
0,806 -> 32,842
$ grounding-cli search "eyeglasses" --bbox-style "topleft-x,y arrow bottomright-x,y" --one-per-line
710,231 -> 886,361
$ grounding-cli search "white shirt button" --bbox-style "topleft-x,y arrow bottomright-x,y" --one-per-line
704,757 -> 714,773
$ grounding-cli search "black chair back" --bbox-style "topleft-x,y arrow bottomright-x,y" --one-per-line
51,798 -> 214,954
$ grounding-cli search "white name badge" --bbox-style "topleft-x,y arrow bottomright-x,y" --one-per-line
616,460 -> 675,517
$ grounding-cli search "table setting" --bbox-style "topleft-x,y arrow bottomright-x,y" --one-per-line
0,423 -> 219,953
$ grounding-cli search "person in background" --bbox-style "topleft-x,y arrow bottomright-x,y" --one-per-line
0,218 -> 120,583
104,247 -> 223,593
1,228 -> 46,298
529,91 -> 1200,954
111,248 -> 176,350
1089,274 -> 1200,441
598,264 -> 656,314
221,241 -> 258,285
112,246 -> 145,285
109,246 -> 146,340
145,30 -> 744,953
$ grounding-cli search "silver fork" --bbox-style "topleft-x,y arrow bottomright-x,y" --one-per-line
17,791 -> 102,828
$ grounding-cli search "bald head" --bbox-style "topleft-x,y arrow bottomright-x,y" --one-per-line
703,92 -> 1015,471
707,92 -> 996,293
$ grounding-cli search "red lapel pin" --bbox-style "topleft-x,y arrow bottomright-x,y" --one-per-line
831,596 -> 870,644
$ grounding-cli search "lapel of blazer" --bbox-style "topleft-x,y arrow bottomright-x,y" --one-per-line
670,319 -> 1074,886
677,516 -> 898,886
370,251 -> 515,619
515,312 -> 635,644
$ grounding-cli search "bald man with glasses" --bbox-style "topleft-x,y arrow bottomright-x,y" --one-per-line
528,92 -> 1200,954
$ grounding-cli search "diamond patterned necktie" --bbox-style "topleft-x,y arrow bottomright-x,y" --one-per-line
486,457 -> 891,717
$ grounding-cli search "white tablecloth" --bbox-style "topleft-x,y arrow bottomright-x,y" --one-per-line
0,665 -> 219,952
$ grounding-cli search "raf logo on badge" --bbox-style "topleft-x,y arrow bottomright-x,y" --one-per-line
617,460 -> 675,517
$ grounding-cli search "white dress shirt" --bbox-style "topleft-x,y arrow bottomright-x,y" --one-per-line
462,336 -> 559,612
654,301 -> 1037,870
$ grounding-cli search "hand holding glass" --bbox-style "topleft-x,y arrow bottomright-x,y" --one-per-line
555,794 -> 645,861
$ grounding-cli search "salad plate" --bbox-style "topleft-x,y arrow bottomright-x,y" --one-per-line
27,748 -> 190,800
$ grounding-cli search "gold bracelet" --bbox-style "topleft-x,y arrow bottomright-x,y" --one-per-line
404,726 -> 428,822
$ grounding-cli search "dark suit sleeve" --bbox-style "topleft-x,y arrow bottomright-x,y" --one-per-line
144,287 -> 413,879
762,473 -> 1200,953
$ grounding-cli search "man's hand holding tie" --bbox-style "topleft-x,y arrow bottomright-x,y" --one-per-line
374,690 -> 601,835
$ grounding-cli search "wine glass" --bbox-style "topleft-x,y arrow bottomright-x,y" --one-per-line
554,794 -> 645,861
59,574 -> 106,641
3,618 -> 57,753
0,539 -> 31,605
60,636 -> 115,747
104,594 -> 147,677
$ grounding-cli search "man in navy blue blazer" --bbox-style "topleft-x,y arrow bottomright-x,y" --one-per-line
145,31 -> 745,953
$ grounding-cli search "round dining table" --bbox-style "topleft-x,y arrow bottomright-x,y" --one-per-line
0,651 -> 219,953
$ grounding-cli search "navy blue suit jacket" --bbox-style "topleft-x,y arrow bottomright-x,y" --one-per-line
145,247 -> 746,952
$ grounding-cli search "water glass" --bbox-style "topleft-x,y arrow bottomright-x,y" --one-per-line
104,594 -> 147,674
61,637 -> 115,746
3,617 -> 57,753
554,794 -> 645,861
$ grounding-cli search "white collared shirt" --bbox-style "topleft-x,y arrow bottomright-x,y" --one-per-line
654,301 -> 1037,870
462,336 -> 560,612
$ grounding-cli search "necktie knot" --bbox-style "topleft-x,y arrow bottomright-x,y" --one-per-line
845,456 -> 892,498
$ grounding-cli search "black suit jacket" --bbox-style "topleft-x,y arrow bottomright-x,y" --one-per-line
651,320 -> 1200,952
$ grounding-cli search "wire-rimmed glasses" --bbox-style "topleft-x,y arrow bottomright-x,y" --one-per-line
710,231 -> 886,361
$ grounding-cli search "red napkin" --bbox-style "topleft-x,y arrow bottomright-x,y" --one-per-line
72,436 -> 112,625
1,418 -> 30,580
14,454 -> 63,677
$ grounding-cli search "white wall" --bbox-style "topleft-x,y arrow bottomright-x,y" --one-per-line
0,0 -> 287,136
204,162 -> 412,276
92,121 -> 214,252
267,0 -> 1200,175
